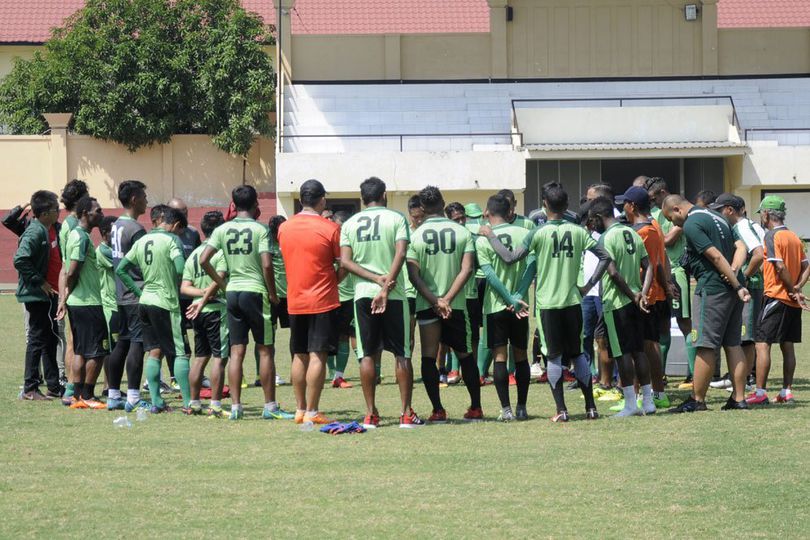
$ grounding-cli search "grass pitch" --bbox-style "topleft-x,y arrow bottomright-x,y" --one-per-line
0,295 -> 808,538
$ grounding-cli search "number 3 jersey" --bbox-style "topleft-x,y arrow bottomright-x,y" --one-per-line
598,222 -> 648,313
407,216 -> 475,313
122,228 -> 184,311
524,219 -> 596,310
339,206 -> 410,301
207,217 -> 271,295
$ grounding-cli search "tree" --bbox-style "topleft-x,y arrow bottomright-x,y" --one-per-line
0,0 -> 275,155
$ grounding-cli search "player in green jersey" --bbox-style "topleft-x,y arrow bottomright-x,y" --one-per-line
181,211 -> 230,416
340,178 -> 424,428
96,216 -> 123,409
198,186 -> 292,421
407,186 -> 481,422
498,189 -> 535,230
405,195 -> 424,356
481,183 -> 611,422
587,197 -> 655,417
57,196 -> 108,409
329,211 -> 356,389
117,207 -> 191,413
475,194 -> 531,421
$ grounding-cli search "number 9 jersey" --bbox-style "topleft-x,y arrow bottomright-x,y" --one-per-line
407,216 -> 475,313
207,217 -> 271,294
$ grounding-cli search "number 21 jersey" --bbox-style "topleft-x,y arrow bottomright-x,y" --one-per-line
207,218 -> 270,294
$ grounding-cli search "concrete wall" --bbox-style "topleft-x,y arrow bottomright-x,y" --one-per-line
0,45 -> 38,80
719,28 -> 810,75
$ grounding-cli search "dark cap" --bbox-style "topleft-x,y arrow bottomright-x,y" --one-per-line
300,179 -> 327,200
708,193 -> 743,211
614,186 -> 649,206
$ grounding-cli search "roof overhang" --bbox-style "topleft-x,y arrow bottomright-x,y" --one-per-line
526,141 -> 748,159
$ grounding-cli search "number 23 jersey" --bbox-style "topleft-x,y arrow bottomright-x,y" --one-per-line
407,216 -> 474,313
207,218 -> 270,295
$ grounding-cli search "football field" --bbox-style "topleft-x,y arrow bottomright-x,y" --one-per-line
0,294 -> 808,538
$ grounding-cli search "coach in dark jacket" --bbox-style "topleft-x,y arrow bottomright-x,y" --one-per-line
14,191 -> 62,400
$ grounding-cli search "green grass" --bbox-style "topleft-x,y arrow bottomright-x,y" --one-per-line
0,294 -> 808,538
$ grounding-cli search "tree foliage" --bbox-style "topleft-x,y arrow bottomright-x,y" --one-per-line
0,0 -> 275,155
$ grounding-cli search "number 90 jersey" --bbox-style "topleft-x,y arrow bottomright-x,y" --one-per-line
526,219 -> 596,310
407,216 -> 475,313
123,229 -> 184,311
207,218 -> 271,294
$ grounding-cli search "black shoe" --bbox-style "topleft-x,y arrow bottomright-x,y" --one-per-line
585,408 -> 599,420
253,379 -> 261,387
567,380 -> 579,391
668,396 -> 708,413
721,397 -> 749,410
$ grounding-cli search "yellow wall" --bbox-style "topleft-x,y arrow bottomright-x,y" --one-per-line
719,28 -> 810,75
0,45 -> 39,80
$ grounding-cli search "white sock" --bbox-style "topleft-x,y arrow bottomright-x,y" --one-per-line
756,387 -> 766,397
306,409 -> 318,417
641,384 -> 653,400
232,403 -> 243,411
108,389 -> 121,400
211,400 -> 221,408
621,386 -> 637,409
780,388 -> 790,398
334,371 -> 344,380
127,389 -> 140,405
264,401 -> 278,412
189,399 -> 201,407
654,391 -> 668,400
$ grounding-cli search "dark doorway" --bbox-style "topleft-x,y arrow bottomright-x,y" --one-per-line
600,159 -> 680,197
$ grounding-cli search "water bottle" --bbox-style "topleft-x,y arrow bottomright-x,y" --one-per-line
136,408 -> 148,422
300,421 -> 314,432
113,416 -> 132,428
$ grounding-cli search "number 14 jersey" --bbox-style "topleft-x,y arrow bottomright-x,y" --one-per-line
207,217 -> 270,294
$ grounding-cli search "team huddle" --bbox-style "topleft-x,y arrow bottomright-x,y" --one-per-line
12,174 -> 808,426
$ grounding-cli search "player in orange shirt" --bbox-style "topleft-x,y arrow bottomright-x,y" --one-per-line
748,196 -> 810,405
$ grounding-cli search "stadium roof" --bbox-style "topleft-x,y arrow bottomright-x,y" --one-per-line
1,0 -> 808,44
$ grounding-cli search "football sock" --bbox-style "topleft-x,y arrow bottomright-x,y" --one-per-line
756,387 -> 766,396
421,356 -> 443,411
477,341 -> 492,376
780,388 -> 790,398
189,399 -> 201,407
335,341 -> 350,374
326,355 -> 336,379
254,346 -> 260,376
64,382 -> 75,399
685,334 -> 697,377
515,360 -> 530,407
125,342 -> 145,391
573,353 -> 596,410
210,400 -> 221,408
493,361 -> 511,408
126,389 -> 140,406
659,334 -> 671,370
459,355 -> 481,408
375,359 -> 381,378
507,348 -> 515,375
166,354 -> 175,379
546,356 -> 567,412
106,339 -> 127,391
173,356 -> 191,406
265,401 -> 279,412
145,356 -> 164,408
108,388 -> 121,400
621,385 -> 638,410
73,383 -> 83,401
81,383 -> 94,400
334,371 -> 344,380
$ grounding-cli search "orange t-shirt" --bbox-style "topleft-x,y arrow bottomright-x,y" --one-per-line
278,213 -> 341,314
763,226 -> 807,307
635,220 -> 667,304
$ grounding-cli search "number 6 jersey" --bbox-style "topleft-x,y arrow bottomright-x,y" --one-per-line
122,228 -> 184,311
207,217 -> 271,295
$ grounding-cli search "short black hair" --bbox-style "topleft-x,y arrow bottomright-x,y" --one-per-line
497,189 -> 516,204
117,180 -> 146,208
162,207 -> 187,228
200,210 -> 224,238
99,215 -> 117,236
541,182 -> 568,214
232,185 -> 258,212
588,196 -> 615,219
333,210 -> 350,225
60,179 -> 89,211
587,183 -> 614,199
444,202 -> 465,218
300,179 -> 326,208
268,215 -> 286,241
31,190 -> 58,217
486,194 -> 511,219
418,185 -> 444,214
695,190 -> 717,206
150,204 -> 168,224
407,194 -> 422,211
648,178 -> 669,195
360,177 -> 386,205
75,196 -> 98,219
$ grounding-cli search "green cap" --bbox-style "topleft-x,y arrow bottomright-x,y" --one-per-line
464,203 -> 483,218
756,195 -> 786,213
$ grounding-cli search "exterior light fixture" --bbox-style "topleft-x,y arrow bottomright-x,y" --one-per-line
684,4 -> 698,21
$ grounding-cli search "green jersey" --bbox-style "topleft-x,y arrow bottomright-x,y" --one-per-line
183,243 -> 228,313
598,223 -> 648,312
407,217 -> 475,312
123,228 -> 184,311
464,222 -> 482,298
207,218 -> 270,294
652,206 -> 686,268
682,207 -> 737,295
340,206 -> 410,301
65,226 -> 102,307
525,220 -> 597,310
476,223 -> 530,314
268,239 -> 287,297
733,218 -> 765,290
511,214 -> 535,231
59,214 -> 79,263
338,272 -> 355,302
96,242 -> 117,312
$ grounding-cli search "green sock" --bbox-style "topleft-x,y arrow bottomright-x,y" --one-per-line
174,356 -> 191,407
685,334 -> 697,377
64,382 -> 75,399
326,355 -> 336,379
335,341 -> 350,374
448,351 -> 459,372
477,340 -> 492,376
507,348 -> 515,375
660,334 -> 672,370
146,356 -> 164,408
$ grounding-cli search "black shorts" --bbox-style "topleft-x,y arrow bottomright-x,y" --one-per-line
271,297 -> 290,329
139,304 -> 191,357
193,309 -> 230,359
226,291 -> 273,347
289,308 -> 340,354
408,297 -> 416,316
485,310 -> 529,350
604,302 -> 645,357
416,308 -> 472,354
117,303 -> 143,343
354,298 -> 410,358
755,295 -> 802,344
337,300 -> 355,336
536,305 -> 583,359
642,301 -> 671,342
67,305 -> 110,358
466,298 -> 482,345
179,298 -> 193,331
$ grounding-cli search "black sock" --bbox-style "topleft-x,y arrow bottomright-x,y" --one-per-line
106,339 -> 128,391
255,345 -> 261,375
166,354 -> 176,379
126,342 -> 145,390
459,355 -> 481,409
493,362 -> 511,408
550,379 -> 566,412
421,357 -> 443,411
579,378 -> 596,410
515,360 -> 530,406
82,383 -> 94,400
74,382 -> 84,400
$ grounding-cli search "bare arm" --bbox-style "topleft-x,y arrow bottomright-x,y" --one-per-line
199,245 -> 226,292
704,245 -> 751,302
730,239 -> 748,275
744,246 -> 764,281
663,225 -> 683,247
639,257 -> 653,312
340,245 -> 385,284
261,252 -> 278,304
407,260 -> 439,307
443,252 -> 474,305
580,244 -> 611,295
56,259 -> 83,319
606,261 -> 637,302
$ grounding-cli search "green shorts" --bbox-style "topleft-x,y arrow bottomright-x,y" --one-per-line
741,288 -> 763,344
670,266 -> 691,319
103,306 -> 119,350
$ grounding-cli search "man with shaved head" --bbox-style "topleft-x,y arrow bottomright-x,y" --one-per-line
662,195 -> 751,412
